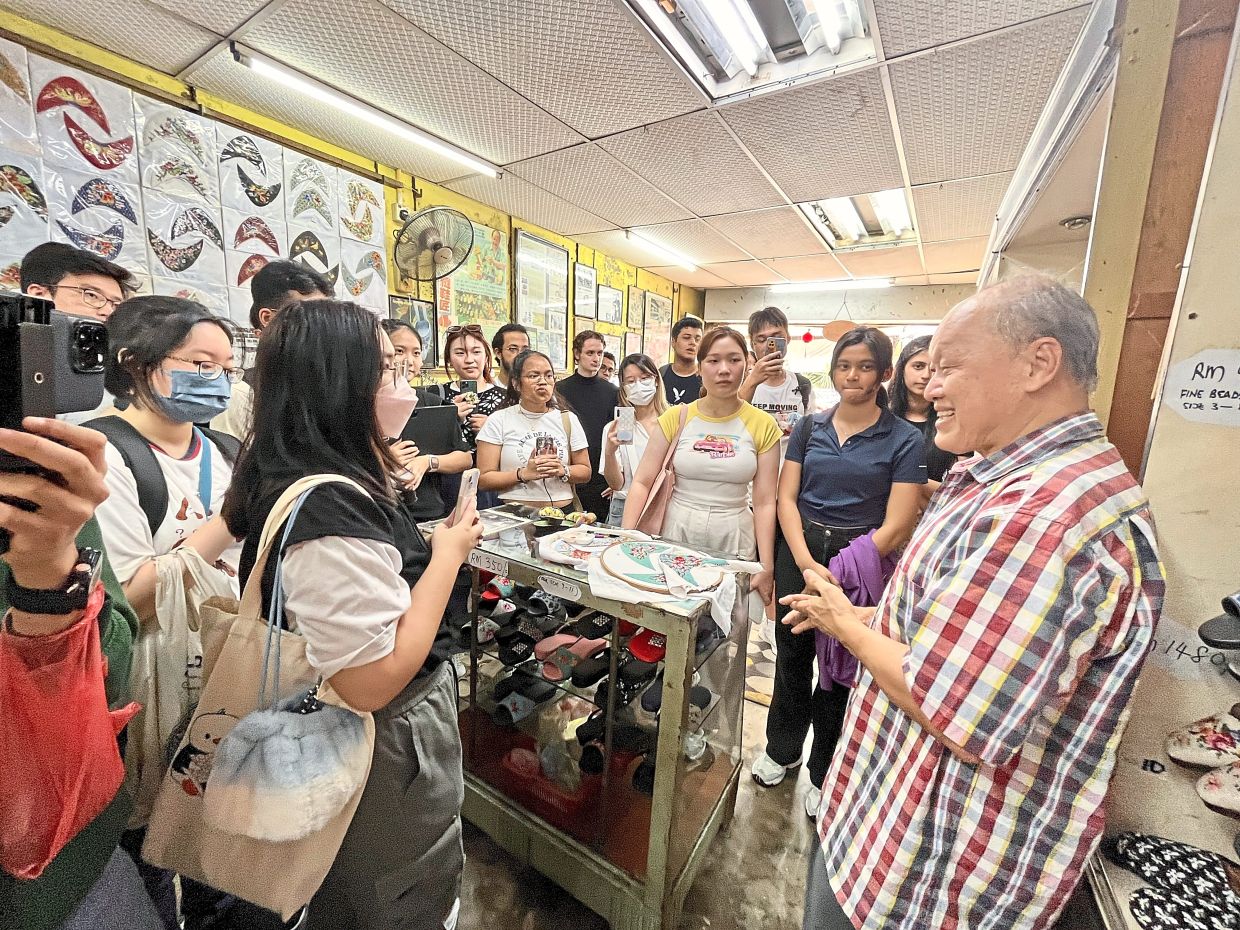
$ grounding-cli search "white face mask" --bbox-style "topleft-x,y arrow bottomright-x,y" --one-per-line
626,377 -> 657,407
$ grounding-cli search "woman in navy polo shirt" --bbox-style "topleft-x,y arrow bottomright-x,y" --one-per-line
751,326 -> 925,818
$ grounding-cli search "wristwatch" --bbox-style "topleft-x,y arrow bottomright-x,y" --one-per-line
428,455 -> 440,473
5,546 -> 104,615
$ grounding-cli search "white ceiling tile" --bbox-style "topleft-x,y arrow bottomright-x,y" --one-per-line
891,7 -> 1090,184
186,48 -> 470,182
763,253 -> 851,282
720,70 -> 903,202
242,0 -> 583,165
874,0 -> 1086,58
913,172 -> 1012,241
509,145 -> 692,228
379,0 -> 704,137
574,230 -> 665,268
631,219 -> 750,264
835,245 -> 925,278
4,0 -> 219,73
601,111 -> 784,217
148,0 -> 268,34
922,237 -> 990,274
703,261 -> 789,286
703,207 -> 828,259
646,265 -> 732,289
446,173 -> 614,236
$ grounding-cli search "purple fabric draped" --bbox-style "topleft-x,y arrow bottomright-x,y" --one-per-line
816,531 -> 896,690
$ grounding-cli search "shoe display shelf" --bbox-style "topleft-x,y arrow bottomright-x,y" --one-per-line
426,503 -> 750,930
1085,591 -> 1240,930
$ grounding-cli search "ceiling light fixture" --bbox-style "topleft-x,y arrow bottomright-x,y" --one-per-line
786,0 -> 867,55
870,188 -> 913,236
231,44 -> 500,178
677,0 -> 771,78
768,278 -> 892,293
820,197 -> 867,242
626,230 -> 699,272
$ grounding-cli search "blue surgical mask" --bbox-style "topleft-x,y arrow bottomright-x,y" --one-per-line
153,368 -> 231,423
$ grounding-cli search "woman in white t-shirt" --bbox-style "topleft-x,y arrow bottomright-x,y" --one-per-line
476,349 -> 590,510
601,353 -> 666,525
623,327 -> 778,603
94,296 -> 243,616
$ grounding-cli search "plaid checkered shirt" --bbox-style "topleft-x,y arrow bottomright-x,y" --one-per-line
819,413 -> 1165,929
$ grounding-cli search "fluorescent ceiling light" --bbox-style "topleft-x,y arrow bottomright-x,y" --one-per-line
678,0 -> 771,78
870,188 -> 912,236
626,230 -> 699,272
792,0 -> 867,55
769,278 -> 892,293
232,44 -> 499,178
821,197 -> 867,242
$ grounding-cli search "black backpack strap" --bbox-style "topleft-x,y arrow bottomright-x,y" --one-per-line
795,374 -> 813,413
199,427 -> 241,465
83,415 -> 167,536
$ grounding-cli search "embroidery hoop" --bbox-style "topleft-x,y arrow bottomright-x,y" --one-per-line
599,540 -> 727,594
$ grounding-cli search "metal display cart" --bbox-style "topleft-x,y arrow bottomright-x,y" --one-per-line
433,505 -> 751,930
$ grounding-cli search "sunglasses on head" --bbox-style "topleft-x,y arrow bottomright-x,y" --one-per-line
445,324 -> 485,337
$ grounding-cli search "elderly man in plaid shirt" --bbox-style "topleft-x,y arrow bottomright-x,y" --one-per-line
786,276 -> 1165,930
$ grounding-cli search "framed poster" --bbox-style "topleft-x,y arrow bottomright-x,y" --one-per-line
625,331 -> 642,357
516,231 -> 569,370
602,332 -> 623,366
644,292 -> 674,366
437,222 -> 510,343
574,262 -> 597,319
597,284 -> 623,325
389,295 -> 438,368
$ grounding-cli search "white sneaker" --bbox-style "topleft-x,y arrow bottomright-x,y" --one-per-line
804,785 -> 822,819
751,750 -> 801,787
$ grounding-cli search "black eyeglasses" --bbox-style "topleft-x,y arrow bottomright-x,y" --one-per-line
445,324 -> 485,337
166,356 -> 246,384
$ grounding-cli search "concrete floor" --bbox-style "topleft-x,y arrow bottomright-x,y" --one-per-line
455,702 -> 1106,930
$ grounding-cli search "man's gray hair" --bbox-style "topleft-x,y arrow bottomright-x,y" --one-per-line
984,275 -> 1100,391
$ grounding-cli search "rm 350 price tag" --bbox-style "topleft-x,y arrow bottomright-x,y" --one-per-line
468,551 -> 509,576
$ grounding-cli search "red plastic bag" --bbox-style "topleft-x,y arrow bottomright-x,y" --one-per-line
0,605 -> 139,879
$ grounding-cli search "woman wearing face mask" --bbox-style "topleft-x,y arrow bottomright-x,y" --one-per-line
222,300 -> 482,930
751,326 -> 925,819
890,334 -> 957,492
475,349 -> 590,510
601,354 -> 666,526
622,328 -> 778,604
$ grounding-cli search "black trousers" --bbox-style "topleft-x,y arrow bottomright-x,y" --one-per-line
764,522 -> 870,788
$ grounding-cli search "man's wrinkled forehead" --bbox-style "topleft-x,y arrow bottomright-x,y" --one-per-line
929,296 -> 997,364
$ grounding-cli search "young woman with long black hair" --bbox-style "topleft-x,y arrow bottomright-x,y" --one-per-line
751,326 -> 925,818
890,334 -> 958,489
222,300 -> 481,930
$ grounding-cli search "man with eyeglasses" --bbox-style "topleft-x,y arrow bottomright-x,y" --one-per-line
20,242 -> 135,322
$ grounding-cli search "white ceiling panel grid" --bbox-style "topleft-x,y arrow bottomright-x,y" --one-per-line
836,245 -> 925,278
703,207 -> 829,260
913,172 -> 1013,242
445,173 -> 615,236
377,0 -> 704,137
240,0 -> 583,165
630,219 -> 751,265
601,111 -> 785,217
763,253 -> 851,282
890,7 -> 1090,185
703,261 -> 789,286
921,237 -> 990,274
573,229 -> 673,268
510,144 -> 693,228
186,48 -> 472,182
149,0 -> 269,35
874,0 -> 1087,58
646,265 -> 733,289
719,70 -> 904,202
3,0 -> 219,73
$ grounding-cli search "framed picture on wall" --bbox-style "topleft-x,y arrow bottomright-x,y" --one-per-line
574,263 -> 597,319
597,284 -> 623,325
516,231 -> 570,370
643,292 -> 673,366
625,331 -> 642,357
602,332 -> 622,366
389,295 -> 438,368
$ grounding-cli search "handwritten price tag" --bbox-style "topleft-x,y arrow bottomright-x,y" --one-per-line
538,574 -> 581,602
468,550 -> 509,576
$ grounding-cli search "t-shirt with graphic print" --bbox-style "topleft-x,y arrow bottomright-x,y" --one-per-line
476,404 -> 589,504
657,401 -> 780,510
95,429 -> 242,591
751,371 -> 813,459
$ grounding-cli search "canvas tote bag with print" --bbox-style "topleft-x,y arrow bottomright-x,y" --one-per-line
143,474 -> 375,919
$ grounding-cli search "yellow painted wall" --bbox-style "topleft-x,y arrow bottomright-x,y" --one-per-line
0,15 -> 702,366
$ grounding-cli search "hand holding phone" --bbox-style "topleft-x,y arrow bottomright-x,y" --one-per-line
446,467 -> 480,528
771,336 -> 787,358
